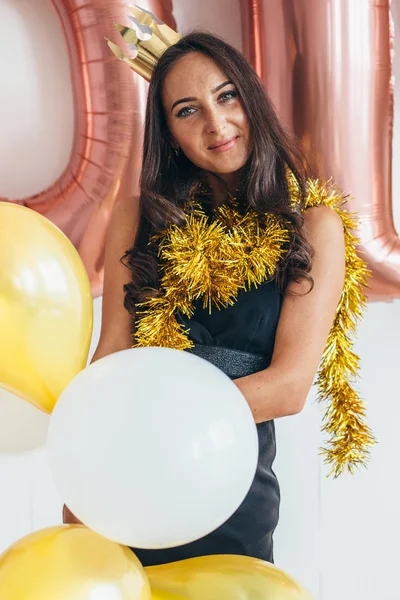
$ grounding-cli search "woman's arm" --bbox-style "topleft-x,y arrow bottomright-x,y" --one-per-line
91,194 -> 140,363
63,194 -> 140,525
235,205 -> 346,422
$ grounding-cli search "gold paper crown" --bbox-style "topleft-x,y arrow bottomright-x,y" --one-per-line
106,5 -> 181,81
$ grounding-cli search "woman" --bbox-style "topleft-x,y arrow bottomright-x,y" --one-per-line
64,32 -> 346,564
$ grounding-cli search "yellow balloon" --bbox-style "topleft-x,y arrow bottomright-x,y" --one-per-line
0,203 -> 93,413
151,592 -> 186,600
146,555 -> 314,600
0,526 -> 151,600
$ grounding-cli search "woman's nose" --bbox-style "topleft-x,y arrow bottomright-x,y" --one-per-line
204,107 -> 226,135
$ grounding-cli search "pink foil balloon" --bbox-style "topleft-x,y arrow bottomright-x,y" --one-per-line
1,0 -> 175,297
241,0 -> 400,301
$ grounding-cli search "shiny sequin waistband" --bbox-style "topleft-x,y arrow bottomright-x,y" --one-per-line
185,344 -> 269,380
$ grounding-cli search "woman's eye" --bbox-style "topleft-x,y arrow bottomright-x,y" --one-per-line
219,90 -> 238,102
175,91 -> 238,118
176,106 -> 196,118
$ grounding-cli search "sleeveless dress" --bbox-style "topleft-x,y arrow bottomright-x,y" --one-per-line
130,278 -> 283,567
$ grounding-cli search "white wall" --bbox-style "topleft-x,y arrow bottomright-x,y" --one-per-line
0,2 -> 400,599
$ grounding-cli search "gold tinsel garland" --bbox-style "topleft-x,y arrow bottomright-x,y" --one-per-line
296,179 -> 375,476
133,180 -> 375,476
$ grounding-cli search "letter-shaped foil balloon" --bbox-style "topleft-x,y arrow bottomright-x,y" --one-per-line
240,0 -> 400,301
2,0 -> 175,297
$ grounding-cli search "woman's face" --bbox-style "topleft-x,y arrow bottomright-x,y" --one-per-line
162,52 -> 251,184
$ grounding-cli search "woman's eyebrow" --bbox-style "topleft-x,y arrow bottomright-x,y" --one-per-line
170,80 -> 233,112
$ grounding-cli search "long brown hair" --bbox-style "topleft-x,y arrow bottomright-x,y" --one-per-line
123,32 -> 313,316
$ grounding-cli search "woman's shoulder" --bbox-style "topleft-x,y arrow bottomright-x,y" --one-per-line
302,204 -> 345,263
300,177 -> 346,240
303,202 -> 343,230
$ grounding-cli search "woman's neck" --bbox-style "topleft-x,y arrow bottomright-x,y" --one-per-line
203,171 -> 242,208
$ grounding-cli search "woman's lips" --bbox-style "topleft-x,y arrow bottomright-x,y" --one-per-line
208,136 -> 238,152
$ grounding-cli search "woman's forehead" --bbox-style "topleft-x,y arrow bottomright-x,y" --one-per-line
162,53 -> 228,105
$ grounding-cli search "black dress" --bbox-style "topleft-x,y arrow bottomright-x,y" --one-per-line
130,279 -> 282,566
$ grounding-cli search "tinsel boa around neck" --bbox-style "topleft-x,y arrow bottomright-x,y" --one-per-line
132,177 -> 375,477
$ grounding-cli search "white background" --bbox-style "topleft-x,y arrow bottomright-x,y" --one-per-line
0,1 -> 400,599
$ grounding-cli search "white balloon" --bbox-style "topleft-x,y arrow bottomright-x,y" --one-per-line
47,347 -> 258,549
0,388 -> 49,454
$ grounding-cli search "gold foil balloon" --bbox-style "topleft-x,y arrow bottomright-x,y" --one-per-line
240,0 -> 400,301
146,555 -> 314,600
0,526 -> 151,600
151,592 -> 185,600
1,0 -> 175,297
0,203 -> 92,413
